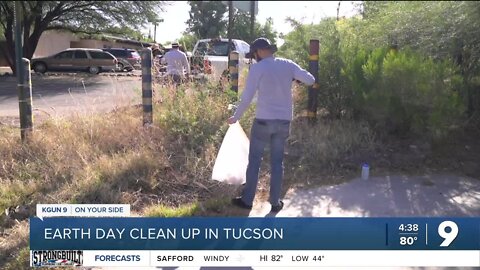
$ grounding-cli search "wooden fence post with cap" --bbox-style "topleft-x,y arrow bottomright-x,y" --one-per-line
229,51 -> 239,94
141,48 -> 153,126
21,58 -> 33,138
307,39 -> 320,124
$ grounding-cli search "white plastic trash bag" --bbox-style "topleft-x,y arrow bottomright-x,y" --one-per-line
211,122 -> 249,185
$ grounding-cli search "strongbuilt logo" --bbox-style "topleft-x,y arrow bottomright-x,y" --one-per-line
31,250 -> 83,267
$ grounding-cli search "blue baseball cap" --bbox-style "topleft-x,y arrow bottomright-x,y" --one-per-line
246,37 -> 277,58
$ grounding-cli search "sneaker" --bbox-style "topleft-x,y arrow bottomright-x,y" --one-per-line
231,197 -> 253,210
271,201 -> 284,212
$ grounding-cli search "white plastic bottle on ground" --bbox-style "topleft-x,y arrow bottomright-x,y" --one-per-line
361,163 -> 370,180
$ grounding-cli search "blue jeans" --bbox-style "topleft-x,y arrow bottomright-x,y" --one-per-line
241,118 -> 291,206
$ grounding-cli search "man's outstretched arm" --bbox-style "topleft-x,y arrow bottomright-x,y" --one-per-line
230,65 -> 261,123
293,61 -> 315,85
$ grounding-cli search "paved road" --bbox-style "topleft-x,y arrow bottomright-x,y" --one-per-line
0,73 -> 141,121
93,175 -> 479,270
250,174 -> 480,217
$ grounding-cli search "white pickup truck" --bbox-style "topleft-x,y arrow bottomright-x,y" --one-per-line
190,38 -> 251,79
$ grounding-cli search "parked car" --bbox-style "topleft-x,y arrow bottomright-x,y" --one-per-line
102,48 -> 141,71
191,38 -> 251,79
32,48 -> 117,74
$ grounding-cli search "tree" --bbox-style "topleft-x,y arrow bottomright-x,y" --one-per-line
185,1 -> 277,43
230,11 -> 277,44
277,17 -> 313,69
0,1 -> 165,73
177,33 -> 197,52
101,26 -> 148,42
357,1 -> 480,116
186,1 -> 227,39
360,1 -> 391,18
256,18 -> 278,44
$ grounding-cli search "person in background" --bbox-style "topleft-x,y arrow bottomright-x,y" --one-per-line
151,44 -> 163,74
228,37 -> 315,213
151,44 -> 163,58
161,42 -> 190,86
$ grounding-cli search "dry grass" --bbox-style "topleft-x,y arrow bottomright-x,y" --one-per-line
289,118 -> 376,172
0,220 -> 29,269
0,78 -> 379,268
1,65 -> 476,269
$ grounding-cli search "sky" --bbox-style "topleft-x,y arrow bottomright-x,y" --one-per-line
146,1 -> 361,46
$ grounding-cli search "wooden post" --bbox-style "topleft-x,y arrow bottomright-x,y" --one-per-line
15,2 -> 33,141
141,48 -> 153,126
21,58 -> 33,137
307,39 -> 320,123
229,51 -> 239,94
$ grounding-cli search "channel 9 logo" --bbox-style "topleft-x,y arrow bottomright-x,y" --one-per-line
31,250 -> 83,267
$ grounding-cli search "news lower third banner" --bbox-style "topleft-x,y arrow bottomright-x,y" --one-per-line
30,216 -> 480,267
31,217 -> 478,250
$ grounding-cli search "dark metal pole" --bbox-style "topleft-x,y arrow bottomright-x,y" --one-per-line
141,48 -> 153,126
307,39 -> 320,123
250,1 -> 255,40
228,0 -> 233,56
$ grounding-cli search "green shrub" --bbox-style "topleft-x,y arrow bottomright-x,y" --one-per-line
278,1 -> 478,135
354,48 -> 466,139
317,20 -> 350,119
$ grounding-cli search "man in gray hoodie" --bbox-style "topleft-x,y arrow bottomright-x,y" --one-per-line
228,37 -> 315,212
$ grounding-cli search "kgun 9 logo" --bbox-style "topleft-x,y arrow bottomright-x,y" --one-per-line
438,221 -> 458,247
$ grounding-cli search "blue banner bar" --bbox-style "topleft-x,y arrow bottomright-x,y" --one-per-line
30,217 -> 479,250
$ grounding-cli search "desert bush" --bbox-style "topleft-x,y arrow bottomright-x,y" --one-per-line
354,48 -> 466,138
279,1 -> 477,137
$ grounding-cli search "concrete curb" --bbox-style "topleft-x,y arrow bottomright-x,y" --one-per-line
33,72 -> 142,77
0,72 -> 142,78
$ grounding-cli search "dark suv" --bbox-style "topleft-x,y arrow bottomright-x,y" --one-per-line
102,48 -> 141,71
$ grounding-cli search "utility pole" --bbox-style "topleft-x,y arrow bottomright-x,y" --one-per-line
154,23 -> 157,43
337,1 -> 341,21
228,1 -> 233,56
250,1 -> 255,41
152,19 -> 163,44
